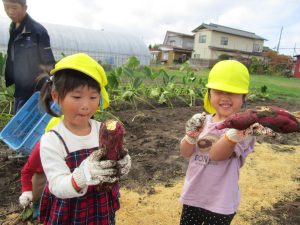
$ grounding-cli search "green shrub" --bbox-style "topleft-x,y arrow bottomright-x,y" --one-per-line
218,54 -> 230,60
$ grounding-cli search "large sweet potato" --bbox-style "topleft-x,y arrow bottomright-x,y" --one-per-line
216,106 -> 300,133
99,120 -> 127,161
97,120 -> 128,191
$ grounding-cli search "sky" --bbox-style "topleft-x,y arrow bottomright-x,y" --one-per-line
1,0 -> 300,56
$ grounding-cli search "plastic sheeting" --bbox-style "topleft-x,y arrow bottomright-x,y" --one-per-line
0,17 -> 150,66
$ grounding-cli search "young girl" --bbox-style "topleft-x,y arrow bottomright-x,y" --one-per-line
38,53 -> 131,225
179,60 -> 276,225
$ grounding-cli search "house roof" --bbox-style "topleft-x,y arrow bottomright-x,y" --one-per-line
149,48 -> 161,53
163,31 -> 194,45
209,46 -> 263,56
192,23 -> 266,40
157,44 -> 193,52
165,30 -> 194,38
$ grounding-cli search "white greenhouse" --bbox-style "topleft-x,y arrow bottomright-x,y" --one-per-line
0,17 -> 150,66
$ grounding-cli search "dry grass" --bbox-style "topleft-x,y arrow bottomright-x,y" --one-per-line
116,143 -> 300,225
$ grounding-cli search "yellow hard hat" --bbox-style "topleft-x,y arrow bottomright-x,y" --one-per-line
50,53 -> 109,109
204,60 -> 250,114
44,116 -> 64,132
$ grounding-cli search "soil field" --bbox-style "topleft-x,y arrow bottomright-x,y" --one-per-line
0,99 -> 299,225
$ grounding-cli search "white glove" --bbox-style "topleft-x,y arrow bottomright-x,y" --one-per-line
19,191 -> 33,208
117,154 -> 131,177
225,122 -> 279,144
72,150 -> 118,189
184,112 -> 206,144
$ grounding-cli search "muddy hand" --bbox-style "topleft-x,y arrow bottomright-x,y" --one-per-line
117,152 -> 132,177
225,123 -> 280,144
186,112 -> 206,137
184,112 -> 206,144
72,149 -> 118,189
19,191 -> 33,208
244,123 -> 281,139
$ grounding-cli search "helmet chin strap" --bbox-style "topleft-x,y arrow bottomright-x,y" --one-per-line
99,95 -> 103,112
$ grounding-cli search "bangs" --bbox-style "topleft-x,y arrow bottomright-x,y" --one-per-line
54,69 -> 100,99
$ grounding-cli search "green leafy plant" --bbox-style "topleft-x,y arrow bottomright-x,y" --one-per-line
107,67 -> 123,90
21,206 -> 33,221
261,85 -> 268,93
248,85 -> 270,101
143,66 -> 162,83
0,52 -> 6,76
113,56 -> 155,109
180,61 -> 196,85
0,53 -> 14,115
218,53 -> 231,60
179,61 -> 206,107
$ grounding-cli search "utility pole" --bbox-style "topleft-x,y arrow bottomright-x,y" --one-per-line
276,26 -> 283,53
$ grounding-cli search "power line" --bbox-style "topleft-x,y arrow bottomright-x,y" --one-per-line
278,47 -> 300,50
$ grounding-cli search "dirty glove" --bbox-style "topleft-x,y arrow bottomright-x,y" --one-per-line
184,112 -> 206,144
19,191 -> 33,208
117,153 -> 131,177
225,122 -> 280,144
72,150 -> 118,190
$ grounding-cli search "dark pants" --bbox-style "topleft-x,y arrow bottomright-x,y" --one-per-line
180,204 -> 235,225
13,97 -> 28,114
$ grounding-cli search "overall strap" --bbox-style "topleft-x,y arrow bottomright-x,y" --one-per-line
50,130 -> 70,155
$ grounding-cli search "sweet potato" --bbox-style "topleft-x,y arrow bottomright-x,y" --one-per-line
97,120 -> 127,191
99,120 -> 127,161
215,106 -> 300,133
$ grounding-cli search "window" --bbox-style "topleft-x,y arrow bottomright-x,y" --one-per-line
253,44 -> 261,52
193,54 -> 200,58
162,52 -> 169,61
220,37 -> 228,45
199,35 -> 206,43
170,40 -> 176,46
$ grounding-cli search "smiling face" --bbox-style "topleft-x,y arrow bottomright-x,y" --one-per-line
3,1 -> 27,24
209,89 -> 244,121
52,85 -> 100,135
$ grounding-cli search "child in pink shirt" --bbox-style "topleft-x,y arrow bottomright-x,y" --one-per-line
179,60 -> 277,225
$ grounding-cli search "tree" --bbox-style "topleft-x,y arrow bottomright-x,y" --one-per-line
263,51 -> 293,75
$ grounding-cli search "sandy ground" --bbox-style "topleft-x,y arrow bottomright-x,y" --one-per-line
116,143 -> 300,225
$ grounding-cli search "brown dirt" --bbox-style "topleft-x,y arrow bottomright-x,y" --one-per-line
0,99 -> 299,225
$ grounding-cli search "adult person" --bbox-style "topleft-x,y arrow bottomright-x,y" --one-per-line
2,0 -> 55,114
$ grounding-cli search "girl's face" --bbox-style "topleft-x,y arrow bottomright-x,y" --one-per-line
210,89 -> 244,121
52,85 -> 100,134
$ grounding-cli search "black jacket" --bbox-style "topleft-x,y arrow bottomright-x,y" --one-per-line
5,14 -> 55,99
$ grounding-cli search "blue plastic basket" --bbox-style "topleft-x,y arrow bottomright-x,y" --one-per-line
0,91 -> 60,154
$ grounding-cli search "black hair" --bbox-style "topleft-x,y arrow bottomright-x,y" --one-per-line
2,0 -> 26,6
38,69 -> 100,117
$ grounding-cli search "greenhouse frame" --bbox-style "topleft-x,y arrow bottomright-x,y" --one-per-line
0,17 -> 151,66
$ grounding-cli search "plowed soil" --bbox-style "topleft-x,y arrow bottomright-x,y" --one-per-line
0,99 -> 299,225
